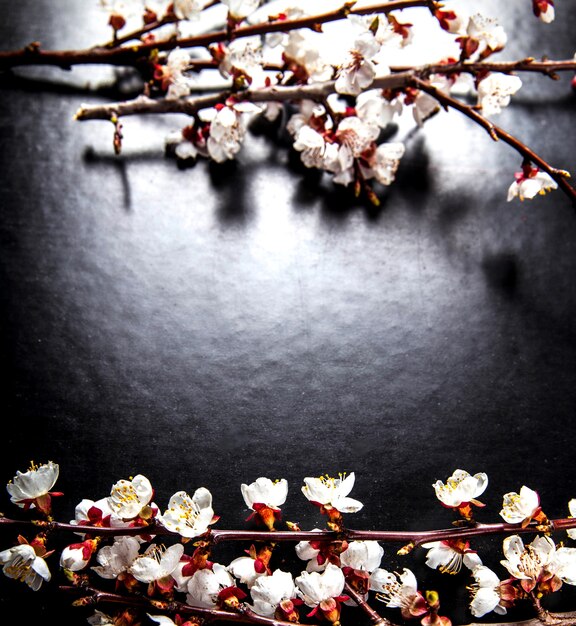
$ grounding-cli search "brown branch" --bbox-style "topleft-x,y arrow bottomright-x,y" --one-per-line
61,585 -> 302,626
3,515 -> 576,547
415,58 -> 576,78
73,72 -> 414,121
412,77 -> 576,205
100,14 -> 179,49
0,1 -> 432,71
344,581 -> 393,626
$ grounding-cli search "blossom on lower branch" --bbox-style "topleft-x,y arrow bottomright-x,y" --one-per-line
250,568 -> 300,619
291,115 -> 405,193
0,543 -> 51,591
295,563 -> 349,625
375,568 -> 451,626
507,163 -> 558,202
468,566 -> 514,617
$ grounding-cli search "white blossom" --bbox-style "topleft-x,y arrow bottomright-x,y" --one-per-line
173,0 -> 212,20
361,142 -> 405,187
335,33 -> 384,96
108,474 -> 154,520
187,563 -> 235,607
0,544 -> 51,591
6,461 -> 59,509
500,486 -> 540,524
500,535 -> 555,591
356,90 -> 402,129
221,0 -> 260,20
422,540 -> 482,574
469,566 -> 508,617
433,469 -> 488,507
241,477 -> 288,510
533,0 -> 555,24
228,556 -> 266,588
130,543 -> 184,583
301,473 -> 363,513
295,562 -> 345,607
467,14 -> 507,55
340,541 -> 384,572
93,536 -> 141,579
375,568 -> 424,614
477,73 -> 522,116
251,569 -> 297,616
507,169 -> 557,201
206,103 -> 259,163
158,488 -> 215,538
60,540 -> 98,572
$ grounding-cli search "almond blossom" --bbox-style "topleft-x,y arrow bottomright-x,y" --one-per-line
0,544 -> 51,591
466,13 -> 507,57
92,536 -> 141,580
130,543 -> 184,585
154,48 -> 194,100
250,569 -> 298,617
186,563 -> 236,607
507,165 -> 558,201
6,461 -> 62,515
173,0 -> 211,21
477,73 -> 522,116
469,566 -> 512,617
221,0 -> 260,21
422,539 -> 482,574
241,477 -> 288,530
433,469 -> 488,512
532,0 -> 555,24
60,539 -> 99,571
295,563 -> 348,624
108,474 -> 154,520
158,488 -> 216,538
500,485 -> 541,525
301,472 -> 363,514
374,568 -> 429,621
206,102 -> 260,163
500,535 -> 557,593
335,32 -> 383,96
228,556 -> 267,589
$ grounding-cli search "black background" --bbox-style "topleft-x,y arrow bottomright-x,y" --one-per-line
0,1 -> 575,625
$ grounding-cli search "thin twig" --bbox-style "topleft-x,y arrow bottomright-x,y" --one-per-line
61,585 -> 304,626
344,582 -> 392,626
412,77 -> 576,205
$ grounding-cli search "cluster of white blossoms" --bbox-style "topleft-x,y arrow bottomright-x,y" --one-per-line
91,0 -> 569,205
4,461 -> 576,626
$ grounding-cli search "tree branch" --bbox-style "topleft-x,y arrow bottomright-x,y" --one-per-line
0,1 -> 432,71
2,515 -> 576,547
344,582 -> 392,626
412,77 -> 576,205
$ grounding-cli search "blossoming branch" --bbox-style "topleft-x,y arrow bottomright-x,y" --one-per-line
3,463 -> 576,626
0,0 -> 574,206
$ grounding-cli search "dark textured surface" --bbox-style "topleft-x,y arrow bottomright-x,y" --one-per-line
0,1 -> 575,625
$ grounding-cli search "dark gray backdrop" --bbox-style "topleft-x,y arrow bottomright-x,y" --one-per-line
0,1 -> 575,624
